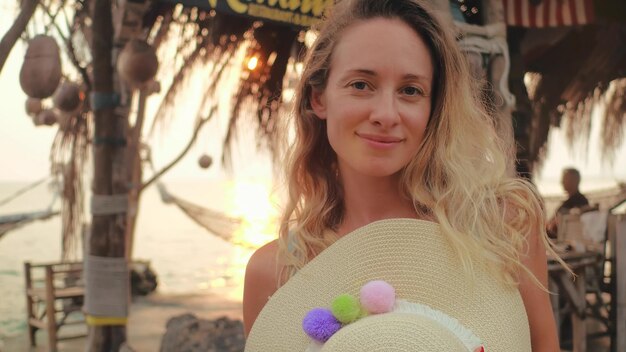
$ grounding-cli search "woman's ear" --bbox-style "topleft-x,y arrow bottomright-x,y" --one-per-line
310,88 -> 327,120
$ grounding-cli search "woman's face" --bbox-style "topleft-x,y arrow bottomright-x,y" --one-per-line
312,17 -> 434,179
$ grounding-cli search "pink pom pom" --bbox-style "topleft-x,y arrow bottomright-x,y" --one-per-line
360,280 -> 395,314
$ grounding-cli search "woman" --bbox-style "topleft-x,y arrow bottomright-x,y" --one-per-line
244,0 -> 563,350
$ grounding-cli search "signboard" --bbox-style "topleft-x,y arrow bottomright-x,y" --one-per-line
158,0 -> 333,28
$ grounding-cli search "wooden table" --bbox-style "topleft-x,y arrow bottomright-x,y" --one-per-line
548,250 -> 603,352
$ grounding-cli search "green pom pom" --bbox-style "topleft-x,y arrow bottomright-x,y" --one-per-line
331,294 -> 361,323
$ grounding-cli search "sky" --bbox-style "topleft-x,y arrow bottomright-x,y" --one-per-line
0,6 -> 625,195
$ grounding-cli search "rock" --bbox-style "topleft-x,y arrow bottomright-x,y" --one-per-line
119,342 -> 137,352
160,314 -> 245,352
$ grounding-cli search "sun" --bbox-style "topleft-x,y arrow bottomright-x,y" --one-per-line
227,179 -> 279,248
221,179 -> 281,300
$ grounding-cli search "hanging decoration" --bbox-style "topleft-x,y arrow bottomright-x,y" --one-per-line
116,39 -> 159,88
19,35 -> 62,99
34,109 -> 58,126
53,82 -> 84,113
25,97 -> 43,117
198,154 -> 213,169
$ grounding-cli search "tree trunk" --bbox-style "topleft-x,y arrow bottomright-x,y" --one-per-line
88,0 -> 128,350
0,0 -> 39,74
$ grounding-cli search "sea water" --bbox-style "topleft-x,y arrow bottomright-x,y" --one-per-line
0,179 -> 278,342
1,177 -> 621,342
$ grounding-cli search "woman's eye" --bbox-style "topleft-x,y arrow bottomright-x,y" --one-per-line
350,81 -> 369,90
401,86 -> 424,96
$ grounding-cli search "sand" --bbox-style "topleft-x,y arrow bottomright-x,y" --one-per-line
1,293 -> 243,352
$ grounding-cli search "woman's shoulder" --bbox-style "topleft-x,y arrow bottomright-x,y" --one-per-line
246,239 -> 280,281
243,239 -> 281,335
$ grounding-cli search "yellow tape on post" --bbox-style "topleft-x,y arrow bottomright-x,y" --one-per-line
86,315 -> 128,326
85,255 -> 129,324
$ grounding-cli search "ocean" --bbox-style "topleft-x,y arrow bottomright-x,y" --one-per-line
0,179 -> 278,342
1,176 -> 622,343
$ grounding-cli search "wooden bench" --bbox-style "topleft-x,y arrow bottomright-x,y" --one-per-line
23,259 -> 156,351
24,261 -> 86,351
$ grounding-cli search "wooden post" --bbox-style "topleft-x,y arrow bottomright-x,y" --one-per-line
571,266 -> 587,352
45,265 -> 58,352
484,0 -> 515,176
615,217 -> 626,352
87,0 -> 128,350
24,262 -> 36,346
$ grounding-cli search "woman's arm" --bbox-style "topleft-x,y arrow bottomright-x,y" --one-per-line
243,240 -> 280,336
518,227 -> 560,352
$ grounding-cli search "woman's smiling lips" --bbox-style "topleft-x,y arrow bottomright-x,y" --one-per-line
356,132 -> 405,148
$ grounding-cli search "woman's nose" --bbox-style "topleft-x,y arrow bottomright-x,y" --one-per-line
369,91 -> 400,127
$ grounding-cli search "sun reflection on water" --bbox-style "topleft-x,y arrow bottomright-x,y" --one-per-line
220,179 -> 281,300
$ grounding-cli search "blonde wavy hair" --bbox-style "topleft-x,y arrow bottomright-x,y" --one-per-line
278,0 -> 564,288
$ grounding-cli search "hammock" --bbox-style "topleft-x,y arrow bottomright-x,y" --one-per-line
0,177 -> 60,240
155,183 -> 251,248
0,209 -> 60,240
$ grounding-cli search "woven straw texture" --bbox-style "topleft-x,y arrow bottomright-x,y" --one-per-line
245,219 -> 531,351
320,313 -> 469,351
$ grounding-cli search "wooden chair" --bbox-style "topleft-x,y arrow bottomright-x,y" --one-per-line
24,261 -> 86,351
554,211 -> 614,350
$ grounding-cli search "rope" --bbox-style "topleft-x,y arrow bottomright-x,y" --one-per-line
84,255 -> 128,322
90,92 -> 120,111
0,176 -> 50,208
155,182 -> 250,248
91,194 -> 129,215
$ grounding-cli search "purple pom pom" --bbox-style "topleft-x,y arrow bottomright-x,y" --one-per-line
302,308 -> 342,342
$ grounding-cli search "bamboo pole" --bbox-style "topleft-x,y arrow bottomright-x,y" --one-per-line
87,0 -> 127,350
125,90 -> 147,260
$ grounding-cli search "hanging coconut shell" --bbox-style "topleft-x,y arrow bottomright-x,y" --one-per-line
25,97 -> 43,116
198,155 -> 213,169
53,82 -> 83,112
19,35 -> 62,99
117,39 -> 159,87
34,109 -> 58,126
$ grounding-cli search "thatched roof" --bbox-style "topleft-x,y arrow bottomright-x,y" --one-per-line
141,1 -> 626,170
511,2 -> 626,166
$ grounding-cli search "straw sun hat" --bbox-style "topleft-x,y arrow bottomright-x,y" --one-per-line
245,219 -> 531,351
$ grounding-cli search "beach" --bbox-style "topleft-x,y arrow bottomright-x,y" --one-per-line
1,178 -> 623,351
1,293 -> 243,352
0,180 -> 277,351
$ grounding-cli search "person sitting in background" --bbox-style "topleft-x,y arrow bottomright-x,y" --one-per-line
547,168 -> 589,238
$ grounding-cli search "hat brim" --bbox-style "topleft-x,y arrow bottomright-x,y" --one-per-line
246,219 -> 531,351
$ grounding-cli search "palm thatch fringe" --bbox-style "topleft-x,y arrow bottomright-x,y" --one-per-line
600,78 -> 626,161
50,111 -> 90,261
525,24 -> 626,167
143,5 -> 304,169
